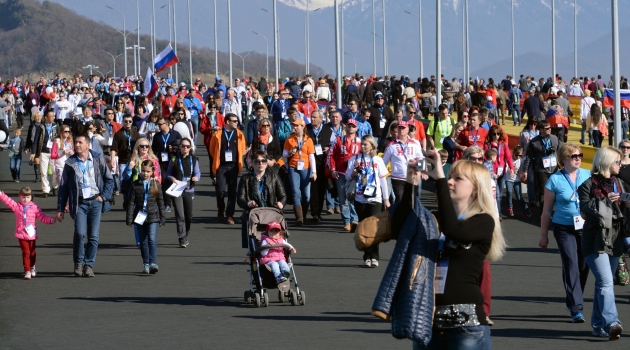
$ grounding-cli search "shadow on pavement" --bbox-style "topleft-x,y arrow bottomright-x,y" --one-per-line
507,247 -> 560,254
490,328 -> 604,342
59,296 -> 245,308
233,313 -> 383,323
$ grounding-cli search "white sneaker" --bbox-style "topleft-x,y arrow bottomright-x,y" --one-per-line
363,259 -> 372,267
371,259 -> 379,267
30,267 -> 37,277
24,271 -> 31,280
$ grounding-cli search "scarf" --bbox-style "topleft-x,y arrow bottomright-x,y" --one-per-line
591,174 -> 622,202
258,132 -> 271,147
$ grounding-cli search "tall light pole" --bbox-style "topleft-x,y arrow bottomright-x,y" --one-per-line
105,5 -> 127,77
136,0 -> 141,75
404,8 -> 423,79
228,0 -> 233,85
372,0 -> 376,76
382,0 -> 387,76
262,6 -> 280,90
305,5 -> 320,75
551,0 -> 556,80
465,0 -> 469,89
83,65 -> 99,76
150,4 -> 168,61
173,0 -> 178,83
234,51 -> 255,77
344,52 -> 356,74
511,0 -> 515,79
574,0 -> 577,78
187,0 -> 193,82
253,31 -> 269,79
214,0 -> 218,77
334,0 -> 342,108
462,0 -> 465,83
168,0 -> 173,77
102,50 -> 122,77
436,0 -> 442,106
612,0 -> 621,146
341,0 -> 344,77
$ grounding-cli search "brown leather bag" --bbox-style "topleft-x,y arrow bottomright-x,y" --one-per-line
354,210 -> 392,251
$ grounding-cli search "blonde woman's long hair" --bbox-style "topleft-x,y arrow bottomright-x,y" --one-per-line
449,160 -> 507,262
130,137 -> 157,161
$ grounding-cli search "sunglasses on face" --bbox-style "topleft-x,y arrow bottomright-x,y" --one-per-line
178,113 -> 185,115
123,120 -> 133,124
570,153 -> 584,160
261,124 -> 271,127
229,119 -> 238,123
492,132 -> 501,136
543,127 -> 551,130
139,144 -> 150,149
621,146 -> 630,150
106,112 -> 114,115
514,154 -> 522,158
180,144 -> 191,149
468,156 -> 484,162
254,159 -> 266,164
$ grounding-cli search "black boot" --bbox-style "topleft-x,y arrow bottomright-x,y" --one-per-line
34,164 -> 41,183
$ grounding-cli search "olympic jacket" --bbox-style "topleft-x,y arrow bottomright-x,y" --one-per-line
371,189 -> 440,346
209,128 -> 246,174
326,134 -> 362,176
0,192 -> 55,240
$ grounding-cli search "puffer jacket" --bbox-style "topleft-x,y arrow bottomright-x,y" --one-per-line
125,179 -> 166,226
371,195 -> 440,346
0,191 -> 55,240
237,169 -> 287,210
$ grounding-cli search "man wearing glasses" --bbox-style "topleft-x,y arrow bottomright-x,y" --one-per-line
306,110 -> 333,222
210,113 -> 246,225
368,92 -> 394,141
110,114 -> 140,184
246,104 -> 276,146
160,86 -> 177,117
298,91 -> 317,122
270,88 -> 292,127
521,120 -> 559,211
152,117 -> 182,212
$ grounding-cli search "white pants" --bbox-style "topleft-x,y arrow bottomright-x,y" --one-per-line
53,156 -> 67,188
39,152 -> 57,193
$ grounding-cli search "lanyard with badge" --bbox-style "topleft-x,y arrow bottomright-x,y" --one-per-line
134,180 -> 151,225
494,143 -> 505,177
359,154 -> 377,197
378,107 -> 386,128
224,129 -> 235,162
45,123 -> 54,149
161,132 -> 171,162
469,128 -> 479,145
397,140 -> 409,161
437,119 -> 450,144
106,123 -> 114,146
123,129 -> 132,149
333,125 -> 342,138
561,169 -> 584,230
281,101 -> 287,119
78,157 -> 93,198
179,156 -> 194,187
313,124 -> 323,155
22,205 -> 36,237
541,137 -> 557,168
296,136 -> 305,170
435,212 -> 466,294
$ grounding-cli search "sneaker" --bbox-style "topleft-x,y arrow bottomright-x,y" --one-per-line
363,259 -> 372,267
592,328 -> 608,338
83,265 -> 95,277
179,239 -> 189,248
15,180 -> 19,183
30,267 -> 37,277
572,312 -> 585,323
486,316 -> 494,326
142,264 -> 150,274
164,205 -> 172,213
74,263 -> 84,277
334,207 -> 341,214
343,224 -> 352,232
326,208 -> 334,215
283,270 -> 291,279
277,277 -> 287,283
608,323 -> 623,340
149,264 -> 159,274
24,271 -> 31,280
371,259 -> 379,267
507,207 -> 514,217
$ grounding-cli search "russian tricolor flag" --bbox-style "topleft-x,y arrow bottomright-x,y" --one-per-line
154,43 -> 180,73
144,68 -> 159,99
603,89 -> 630,110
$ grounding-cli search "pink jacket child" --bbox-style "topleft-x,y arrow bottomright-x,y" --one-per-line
259,221 -> 296,284
0,189 -> 56,280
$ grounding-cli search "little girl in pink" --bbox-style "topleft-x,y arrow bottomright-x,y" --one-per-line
260,221 -> 296,284
0,187 -> 56,279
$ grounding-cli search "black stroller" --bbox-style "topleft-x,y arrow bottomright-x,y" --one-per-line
244,207 -> 305,307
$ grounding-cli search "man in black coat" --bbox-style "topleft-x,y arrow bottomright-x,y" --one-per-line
368,92 -> 394,142
306,110 -> 333,222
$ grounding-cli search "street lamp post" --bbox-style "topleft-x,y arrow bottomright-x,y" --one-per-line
344,52 -> 356,75
150,4 -> 168,62
214,0 -> 218,77
372,0 -> 376,76
228,0 -> 233,86
105,5 -> 127,77
341,0 -> 344,77
305,6 -> 321,76
382,0 -> 388,76
83,65 -> 99,76
465,0 -> 469,90
574,0 -> 577,78
187,0 -> 193,83
511,0 -> 515,79
136,0 -> 140,76
173,0 -> 178,83
551,0 -> 556,80
253,31 -> 269,79
262,6 -> 280,90
168,0 -> 173,77
612,0 -> 621,146
102,50 -> 123,77
436,0 -> 442,106
404,7 -> 423,79
334,0 -> 342,108
234,51 -> 255,78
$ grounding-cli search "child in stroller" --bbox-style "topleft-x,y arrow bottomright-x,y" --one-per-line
260,221 -> 296,284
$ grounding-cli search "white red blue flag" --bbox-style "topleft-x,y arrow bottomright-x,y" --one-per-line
144,68 -> 159,99
603,89 -> 630,110
154,43 -> 180,73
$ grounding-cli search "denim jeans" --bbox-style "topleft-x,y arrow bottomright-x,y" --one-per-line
73,198 -> 103,267
325,188 -> 338,210
288,166 -> 311,206
335,176 -> 358,225
580,120 -> 593,144
495,174 -> 507,215
413,325 -> 491,350
10,155 -> 21,179
526,164 -> 538,204
553,224 -> 588,315
190,116 -> 199,144
506,181 -> 529,211
622,119 -> 629,140
136,222 -> 158,265
584,253 -> 621,332
511,106 -> 521,125
267,260 -> 289,282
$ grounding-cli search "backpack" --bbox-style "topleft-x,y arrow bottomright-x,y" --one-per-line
508,90 -> 520,109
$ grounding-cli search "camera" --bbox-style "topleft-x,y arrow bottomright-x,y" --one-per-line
416,159 -> 427,172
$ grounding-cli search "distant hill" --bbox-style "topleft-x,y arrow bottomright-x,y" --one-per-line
0,0 -> 325,82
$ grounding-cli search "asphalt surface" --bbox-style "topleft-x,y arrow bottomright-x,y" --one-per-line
2,126 -> 630,349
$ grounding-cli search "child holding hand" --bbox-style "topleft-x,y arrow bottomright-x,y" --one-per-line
0,187 -> 56,279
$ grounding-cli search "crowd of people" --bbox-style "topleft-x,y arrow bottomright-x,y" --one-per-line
1,70 -> 630,348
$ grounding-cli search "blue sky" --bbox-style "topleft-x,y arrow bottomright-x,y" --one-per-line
47,0 -> 629,79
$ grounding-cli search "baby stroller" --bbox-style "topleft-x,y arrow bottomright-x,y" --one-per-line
244,207 -> 305,307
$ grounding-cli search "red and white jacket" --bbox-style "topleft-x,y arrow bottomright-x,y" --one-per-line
326,134 -> 362,176
382,138 -> 424,180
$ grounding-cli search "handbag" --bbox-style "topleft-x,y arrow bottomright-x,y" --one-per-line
50,140 -> 61,160
345,176 -> 356,201
354,210 -> 391,251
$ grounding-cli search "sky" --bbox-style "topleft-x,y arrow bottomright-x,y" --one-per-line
45,0 -> 629,80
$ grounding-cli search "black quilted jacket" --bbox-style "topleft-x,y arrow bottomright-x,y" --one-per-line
125,179 -> 166,226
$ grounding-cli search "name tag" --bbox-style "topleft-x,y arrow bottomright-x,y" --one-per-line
225,151 -> 233,162
542,156 -> 557,168
380,119 -> 386,129
315,144 -> 323,155
497,167 -> 504,177
363,184 -> 376,197
81,185 -> 92,198
573,215 -> 585,230
25,224 -> 36,237
556,123 -> 563,128
161,152 -> 168,162
31,99 -> 37,105
297,160 -> 305,170
282,111 -> 287,120
108,137 -> 113,146
134,211 -> 148,225
439,136 -> 445,145
47,139 -> 53,149
435,258 -> 449,294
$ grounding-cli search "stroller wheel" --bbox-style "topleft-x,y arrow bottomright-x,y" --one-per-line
263,292 -> 269,307
244,290 -> 252,304
254,292 -> 261,307
299,291 -> 306,306
290,290 -> 298,306
278,290 -> 285,303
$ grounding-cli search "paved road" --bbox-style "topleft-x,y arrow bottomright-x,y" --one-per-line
1,129 -> 630,349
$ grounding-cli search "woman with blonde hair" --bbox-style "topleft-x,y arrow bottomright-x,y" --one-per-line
51,125 -> 74,190
578,146 -> 626,339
